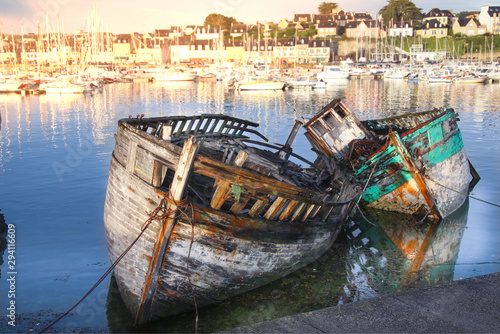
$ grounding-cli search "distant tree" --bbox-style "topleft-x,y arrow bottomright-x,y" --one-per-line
284,27 -> 296,38
247,25 -> 259,39
456,11 -> 479,16
204,13 -> 237,30
269,23 -> 279,38
378,0 -> 422,27
303,22 -> 318,37
318,2 -> 338,14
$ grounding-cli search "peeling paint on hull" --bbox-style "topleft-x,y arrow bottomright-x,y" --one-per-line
303,99 -> 476,220
358,112 -> 471,219
103,114 -> 358,324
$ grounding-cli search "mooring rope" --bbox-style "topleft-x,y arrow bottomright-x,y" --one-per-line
39,190 -> 194,333
356,136 -> 390,204
351,137 -> 392,227
424,175 -> 500,208
273,90 -> 308,122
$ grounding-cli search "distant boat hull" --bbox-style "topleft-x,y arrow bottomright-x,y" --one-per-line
238,81 -> 284,91
452,77 -> 486,84
0,81 -> 21,93
153,72 -> 196,81
44,85 -> 85,94
317,66 -> 350,80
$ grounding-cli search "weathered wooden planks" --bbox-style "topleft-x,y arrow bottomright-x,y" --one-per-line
136,137 -> 198,325
104,114 -> 358,325
211,150 -> 249,210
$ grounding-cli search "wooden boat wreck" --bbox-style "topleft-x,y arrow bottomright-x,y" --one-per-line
103,114 -> 359,325
303,99 -> 479,220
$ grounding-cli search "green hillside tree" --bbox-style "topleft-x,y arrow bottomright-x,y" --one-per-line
204,13 -> 237,30
318,2 -> 338,14
378,0 -> 422,27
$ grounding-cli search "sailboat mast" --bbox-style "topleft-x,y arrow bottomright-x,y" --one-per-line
11,28 -> 16,70
1,23 -> 5,75
21,21 -> 26,75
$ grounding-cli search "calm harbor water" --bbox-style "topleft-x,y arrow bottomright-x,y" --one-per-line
0,79 -> 499,332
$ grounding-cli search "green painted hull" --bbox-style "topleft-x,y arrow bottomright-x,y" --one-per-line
355,111 -> 471,218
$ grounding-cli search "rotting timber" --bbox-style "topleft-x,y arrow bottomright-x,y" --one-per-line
103,114 -> 359,325
304,99 -> 479,221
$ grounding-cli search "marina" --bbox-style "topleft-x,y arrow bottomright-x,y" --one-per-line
0,78 -> 499,332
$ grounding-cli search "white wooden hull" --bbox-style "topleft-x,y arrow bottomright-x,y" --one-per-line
104,114 -> 358,324
238,81 -> 284,91
0,82 -> 21,93
43,84 -> 85,94
452,77 -> 486,84
152,72 -> 196,81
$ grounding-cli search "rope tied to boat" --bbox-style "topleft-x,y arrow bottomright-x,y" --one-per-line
423,174 -> 500,208
353,136 -> 391,226
39,188 -> 198,333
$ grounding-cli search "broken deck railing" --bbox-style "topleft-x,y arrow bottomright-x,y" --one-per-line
126,114 -> 269,143
362,109 -> 445,132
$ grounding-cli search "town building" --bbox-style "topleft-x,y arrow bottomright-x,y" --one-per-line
273,38 -> 295,65
294,14 -> 313,23
308,39 -> 334,63
423,8 -> 456,27
416,19 -> 449,38
478,5 -> 500,34
230,23 -> 248,38
170,36 -> 191,63
317,21 -> 337,38
113,34 -> 134,60
345,20 -> 385,38
452,13 -> 487,36
388,21 -> 414,37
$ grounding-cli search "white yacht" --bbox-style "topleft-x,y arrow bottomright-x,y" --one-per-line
317,66 -> 350,80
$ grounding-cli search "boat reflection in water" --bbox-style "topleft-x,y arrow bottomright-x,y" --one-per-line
346,200 -> 469,295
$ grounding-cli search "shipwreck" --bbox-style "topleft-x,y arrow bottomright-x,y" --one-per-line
103,113 -> 359,325
304,99 -> 479,220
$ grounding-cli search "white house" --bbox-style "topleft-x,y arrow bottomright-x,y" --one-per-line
479,5 -> 500,34
388,21 -> 414,37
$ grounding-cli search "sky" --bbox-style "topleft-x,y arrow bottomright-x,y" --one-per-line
0,0 -> 486,34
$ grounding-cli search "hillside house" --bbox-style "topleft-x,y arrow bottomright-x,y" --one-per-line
345,20 -> 385,38
317,21 -> 337,37
479,5 -> 500,34
453,13 -> 487,36
309,39 -> 334,63
423,8 -> 455,27
388,21 -> 414,37
416,19 -> 448,38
